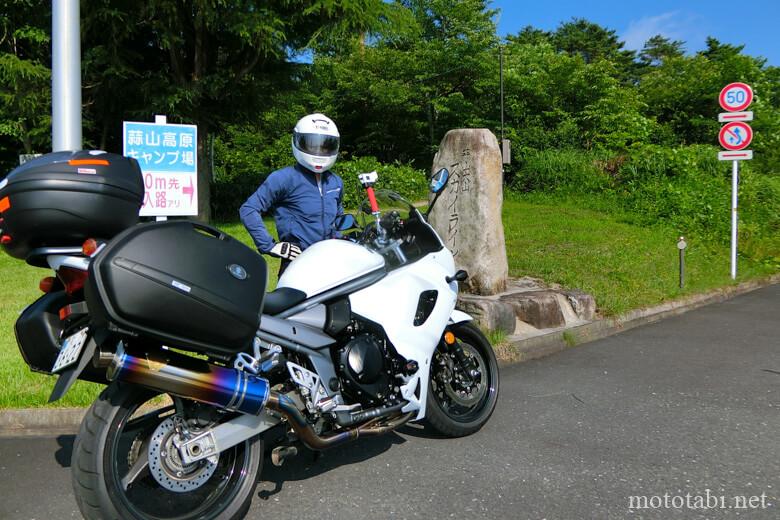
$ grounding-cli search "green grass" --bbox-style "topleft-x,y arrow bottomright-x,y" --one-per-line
562,331 -> 577,347
503,194 -> 777,316
1,203 -> 776,408
0,254 -> 105,408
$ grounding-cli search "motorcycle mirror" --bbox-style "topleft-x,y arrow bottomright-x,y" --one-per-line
430,168 -> 449,194
334,214 -> 357,231
425,168 -> 450,220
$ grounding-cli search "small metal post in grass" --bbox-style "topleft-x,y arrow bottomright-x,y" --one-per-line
677,236 -> 687,289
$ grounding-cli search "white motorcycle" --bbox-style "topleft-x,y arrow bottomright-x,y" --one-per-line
2,153 -> 499,519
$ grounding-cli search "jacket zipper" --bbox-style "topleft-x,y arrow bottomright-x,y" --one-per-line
317,174 -> 325,239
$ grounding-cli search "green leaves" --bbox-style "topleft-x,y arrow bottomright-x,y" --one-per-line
0,1 -> 51,161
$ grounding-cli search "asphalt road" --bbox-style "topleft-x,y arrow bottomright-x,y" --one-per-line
1,284 -> 778,519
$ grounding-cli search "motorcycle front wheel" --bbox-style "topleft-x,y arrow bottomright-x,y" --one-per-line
71,383 -> 263,520
425,322 -> 500,437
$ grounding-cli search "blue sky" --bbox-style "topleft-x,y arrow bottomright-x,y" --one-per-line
491,0 -> 780,65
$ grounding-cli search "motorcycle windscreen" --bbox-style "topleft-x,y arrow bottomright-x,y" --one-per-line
86,221 -> 267,355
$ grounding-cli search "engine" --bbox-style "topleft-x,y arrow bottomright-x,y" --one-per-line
336,323 -> 405,407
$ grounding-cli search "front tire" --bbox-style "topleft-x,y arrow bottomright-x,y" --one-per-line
425,322 -> 499,437
71,383 -> 263,520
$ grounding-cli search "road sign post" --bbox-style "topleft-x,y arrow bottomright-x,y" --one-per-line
123,116 -> 198,219
717,83 -> 755,280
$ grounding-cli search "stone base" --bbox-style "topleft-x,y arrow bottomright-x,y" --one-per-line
457,277 -> 596,335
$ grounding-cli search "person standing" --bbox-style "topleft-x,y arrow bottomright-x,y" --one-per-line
239,113 -> 344,276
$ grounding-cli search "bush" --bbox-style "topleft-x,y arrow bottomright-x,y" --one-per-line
510,148 -> 612,193
211,127 -> 293,220
615,145 -> 729,235
336,156 -> 428,209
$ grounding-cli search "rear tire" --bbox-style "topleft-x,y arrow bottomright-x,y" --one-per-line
425,322 -> 499,437
72,383 -> 263,520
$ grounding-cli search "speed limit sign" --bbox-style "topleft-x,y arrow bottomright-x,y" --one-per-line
719,82 -> 753,112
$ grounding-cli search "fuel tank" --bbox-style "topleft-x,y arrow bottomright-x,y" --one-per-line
277,239 -> 384,297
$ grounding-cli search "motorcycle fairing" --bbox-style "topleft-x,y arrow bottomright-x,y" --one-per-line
449,309 -> 473,325
349,249 -> 457,420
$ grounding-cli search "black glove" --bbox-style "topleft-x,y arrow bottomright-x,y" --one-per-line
269,242 -> 301,260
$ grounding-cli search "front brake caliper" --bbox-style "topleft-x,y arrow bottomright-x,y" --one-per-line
442,331 -> 479,385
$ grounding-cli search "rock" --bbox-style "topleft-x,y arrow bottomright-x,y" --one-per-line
429,129 -> 508,295
457,295 -> 517,335
499,290 -> 566,329
563,290 -> 596,321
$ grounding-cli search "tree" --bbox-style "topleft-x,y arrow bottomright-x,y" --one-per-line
500,41 -> 651,152
0,0 -> 50,169
313,0 -> 499,165
551,18 -> 637,80
80,0 -> 391,221
639,35 -> 685,66
506,25 -> 550,46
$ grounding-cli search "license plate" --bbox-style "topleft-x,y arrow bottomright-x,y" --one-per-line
52,328 -> 89,373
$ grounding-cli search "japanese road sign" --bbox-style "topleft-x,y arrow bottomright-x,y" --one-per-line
123,118 -> 198,217
719,82 -> 753,112
718,111 -> 753,122
718,150 -> 753,161
718,121 -> 753,151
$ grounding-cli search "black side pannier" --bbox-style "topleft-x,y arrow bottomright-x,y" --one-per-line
0,151 -> 143,262
85,221 -> 267,355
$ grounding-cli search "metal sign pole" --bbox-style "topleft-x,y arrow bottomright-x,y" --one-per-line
500,45 -> 504,144
718,83 -> 754,280
52,0 -> 82,151
731,160 -> 738,279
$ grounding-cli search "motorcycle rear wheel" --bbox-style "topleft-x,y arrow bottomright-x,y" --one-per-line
71,382 -> 263,520
425,322 -> 500,437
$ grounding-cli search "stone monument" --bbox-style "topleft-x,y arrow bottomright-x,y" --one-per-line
429,129 -> 508,295
429,129 -> 597,337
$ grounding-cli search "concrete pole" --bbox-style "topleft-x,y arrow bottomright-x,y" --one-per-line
52,0 -> 82,151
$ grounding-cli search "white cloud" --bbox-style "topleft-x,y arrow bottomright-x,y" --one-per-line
621,11 -> 703,51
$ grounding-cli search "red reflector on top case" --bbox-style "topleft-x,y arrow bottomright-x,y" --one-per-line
1,235 -> 12,245
68,159 -> 109,166
0,197 -> 10,213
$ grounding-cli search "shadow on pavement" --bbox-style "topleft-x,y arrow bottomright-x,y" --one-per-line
257,432 -> 406,499
55,435 -> 75,468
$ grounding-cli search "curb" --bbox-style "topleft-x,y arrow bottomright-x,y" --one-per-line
0,407 -> 85,437
1,274 -> 777,436
499,274 -> 780,364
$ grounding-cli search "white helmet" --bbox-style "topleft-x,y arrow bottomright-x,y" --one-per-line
292,113 -> 340,173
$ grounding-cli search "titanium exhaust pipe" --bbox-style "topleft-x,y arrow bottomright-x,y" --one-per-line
102,346 -> 413,450
105,345 -> 271,416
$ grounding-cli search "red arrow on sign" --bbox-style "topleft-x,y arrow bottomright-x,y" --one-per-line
182,177 -> 195,204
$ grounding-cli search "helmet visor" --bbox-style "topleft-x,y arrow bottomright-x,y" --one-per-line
294,132 -> 340,157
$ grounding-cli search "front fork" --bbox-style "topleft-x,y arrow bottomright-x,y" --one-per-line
441,328 -> 480,384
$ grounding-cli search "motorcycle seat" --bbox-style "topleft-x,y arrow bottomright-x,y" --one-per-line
264,287 -> 308,315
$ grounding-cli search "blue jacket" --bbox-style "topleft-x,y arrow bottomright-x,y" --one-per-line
239,164 -> 344,253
